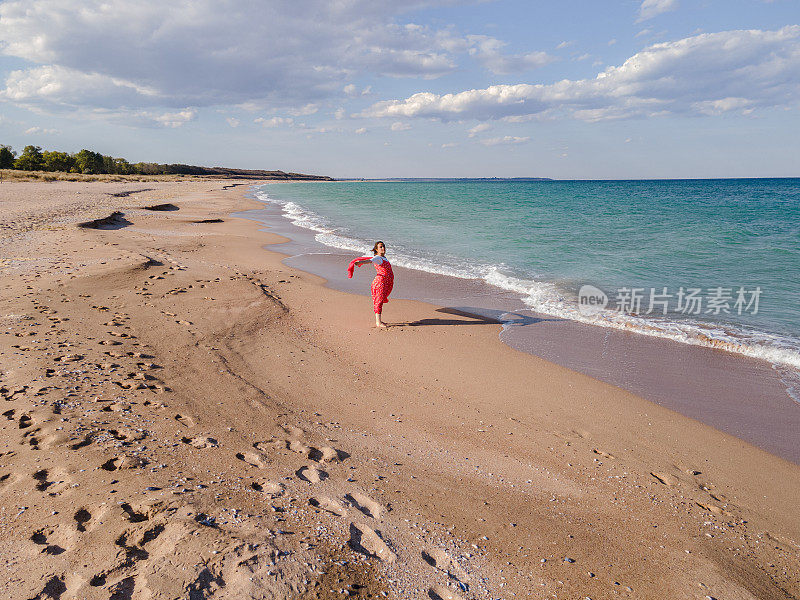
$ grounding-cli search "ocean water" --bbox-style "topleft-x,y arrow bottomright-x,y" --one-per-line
253,179 -> 800,371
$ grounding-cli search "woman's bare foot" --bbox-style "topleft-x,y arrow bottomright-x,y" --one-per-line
376,322 -> 388,329
375,314 -> 388,328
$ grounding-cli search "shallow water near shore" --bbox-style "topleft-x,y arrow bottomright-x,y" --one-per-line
236,183 -> 800,463
253,179 -> 800,370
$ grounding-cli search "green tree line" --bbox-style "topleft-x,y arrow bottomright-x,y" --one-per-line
0,144 -> 201,176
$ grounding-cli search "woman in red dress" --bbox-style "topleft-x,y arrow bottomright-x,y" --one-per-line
350,241 -> 394,328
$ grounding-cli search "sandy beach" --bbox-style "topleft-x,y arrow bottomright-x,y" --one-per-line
1,180 -> 799,600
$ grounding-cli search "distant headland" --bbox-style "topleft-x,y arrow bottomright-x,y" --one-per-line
0,143 -> 333,181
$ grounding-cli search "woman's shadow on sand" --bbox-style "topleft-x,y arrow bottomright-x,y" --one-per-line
396,307 -> 559,327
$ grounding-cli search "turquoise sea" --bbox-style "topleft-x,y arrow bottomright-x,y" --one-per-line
254,179 -> 800,370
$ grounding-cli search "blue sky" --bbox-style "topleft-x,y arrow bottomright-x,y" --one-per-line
0,0 -> 798,179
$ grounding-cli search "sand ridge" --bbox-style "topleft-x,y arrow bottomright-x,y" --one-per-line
0,180 -> 798,599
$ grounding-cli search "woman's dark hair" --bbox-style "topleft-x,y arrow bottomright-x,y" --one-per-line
372,241 -> 385,255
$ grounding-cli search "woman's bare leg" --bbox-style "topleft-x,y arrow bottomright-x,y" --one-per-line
375,312 -> 387,328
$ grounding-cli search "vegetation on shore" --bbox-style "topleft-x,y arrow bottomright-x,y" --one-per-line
0,144 -> 332,180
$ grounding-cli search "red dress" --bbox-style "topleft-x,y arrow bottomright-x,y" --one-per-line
370,257 -> 394,314
346,255 -> 394,314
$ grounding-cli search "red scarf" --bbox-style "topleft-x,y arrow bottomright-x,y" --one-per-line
347,256 -> 373,278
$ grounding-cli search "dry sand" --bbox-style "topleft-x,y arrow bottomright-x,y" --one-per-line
0,180 -> 798,600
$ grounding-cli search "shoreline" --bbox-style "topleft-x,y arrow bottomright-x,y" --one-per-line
241,186 -> 800,465
248,181 -> 800,373
1,180 -> 798,599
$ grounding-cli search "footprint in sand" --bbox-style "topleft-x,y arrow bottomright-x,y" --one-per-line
309,496 -> 348,517
287,439 -> 313,457
297,465 -> 328,483
101,455 -> 148,471
22,427 -> 41,449
109,428 -> 147,442
108,330 -> 135,339
345,492 -> 384,519
33,468 -> 71,496
119,502 -> 150,523
54,353 -> 84,362
31,524 -> 76,555
593,448 -> 615,459
422,548 -> 470,583
113,382 -> 141,393
69,432 -> 94,450
310,446 -> 349,464
1,385 -> 28,400
696,501 -> 731,516
74,508 -> 93,532
174,414 -> 195,427
251,480 -> 285,498
651,472 -> 679,486
39,427 -> 71,449
348,523 -> 396,563
236,451 -> 270,468
708,491 -> 729,504
429,585 -> 465,600
0,472 -> 19,493
282,425 -> 304,439
181,435 -> 218,449
33,469 -> 52,491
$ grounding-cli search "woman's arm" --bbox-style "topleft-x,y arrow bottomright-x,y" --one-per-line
354,258 -> 372,266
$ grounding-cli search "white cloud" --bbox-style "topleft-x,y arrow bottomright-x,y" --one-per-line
637,0 -> 678,22
481,136 -> 530,146
608,38 -> 618,46
441,142 -> 457,148
152,109 -> 197,128
24,126 -> 59,134
467,35 -> 554,74
467,123 -> 491,137
92,107 -> 197,129
289,103 -> 319,117
2,65 -> 159,107
692,97 -> 755,115
345,83 -> 373,97
501,115 -> 533,123
390,121 -> 411,131
556,41 -> 574,50
226,117 -> 240,128
354,127 -> 367,134
254,116 -> 294,128
0,0 -> 471,117
334,108 -> 346,120
364,27 -> 800,123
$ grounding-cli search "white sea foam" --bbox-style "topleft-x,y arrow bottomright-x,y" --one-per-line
254,188 -> 800,371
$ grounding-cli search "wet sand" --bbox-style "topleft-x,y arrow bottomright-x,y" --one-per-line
242,199 -> 800,464
0,180 -> 798,600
